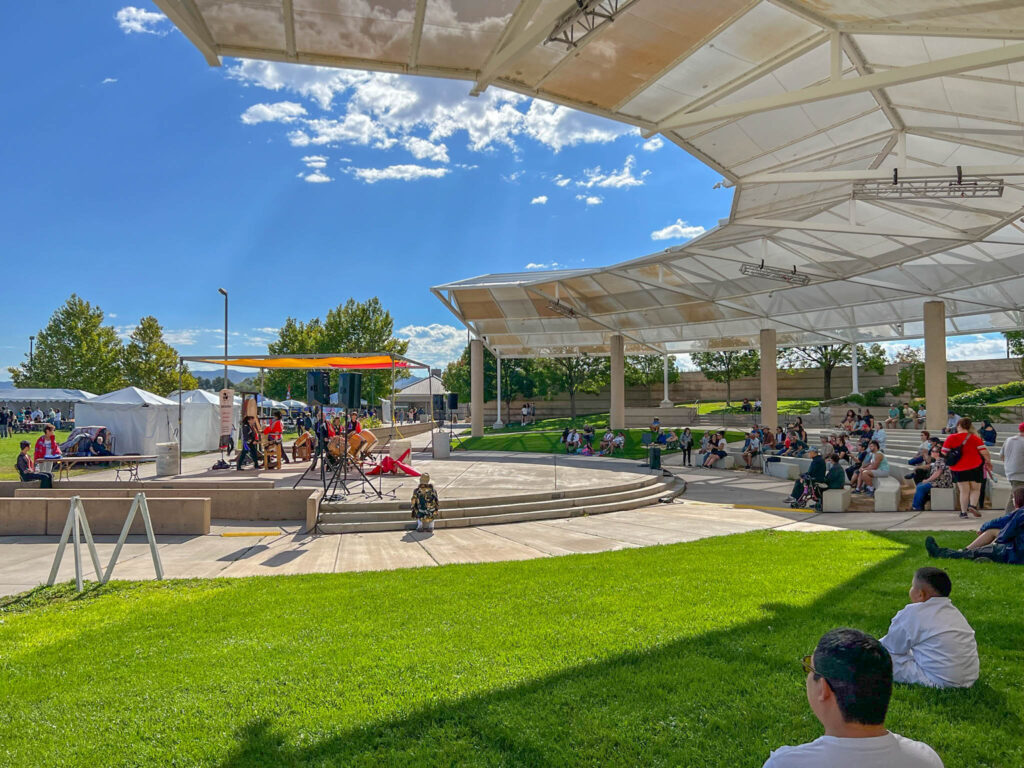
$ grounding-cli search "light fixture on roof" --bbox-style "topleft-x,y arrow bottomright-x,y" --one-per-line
853,166 -> 1003,200
546,0 -> 638,49
740,260 -> 810,286
547,300 -> 578,319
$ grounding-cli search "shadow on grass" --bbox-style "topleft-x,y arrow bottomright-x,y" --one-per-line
212,534 -> 1023,768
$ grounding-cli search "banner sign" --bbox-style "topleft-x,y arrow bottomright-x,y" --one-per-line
219,389 -> 235,437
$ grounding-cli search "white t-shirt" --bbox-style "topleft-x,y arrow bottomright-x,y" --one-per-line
763,732 -> 943,768
880,597 -> 978,688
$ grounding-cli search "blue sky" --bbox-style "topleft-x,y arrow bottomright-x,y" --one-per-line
0,3 -> 1009,380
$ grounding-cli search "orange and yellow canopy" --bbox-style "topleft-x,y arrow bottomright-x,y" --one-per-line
181,354 -> 423,370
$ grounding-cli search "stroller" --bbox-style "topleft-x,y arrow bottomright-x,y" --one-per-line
791,473 -> 825,512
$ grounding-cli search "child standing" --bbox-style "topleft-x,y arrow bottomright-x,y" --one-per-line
880,567 -> 978,688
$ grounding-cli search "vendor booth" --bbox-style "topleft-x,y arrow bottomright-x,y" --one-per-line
172,389 -> 241,452
73,387 -> 177,455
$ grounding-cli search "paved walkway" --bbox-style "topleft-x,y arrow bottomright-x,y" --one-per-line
0,465 -> 988,598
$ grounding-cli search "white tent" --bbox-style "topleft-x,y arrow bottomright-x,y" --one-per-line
73,387 -> 177,455
172,389 -> 241,452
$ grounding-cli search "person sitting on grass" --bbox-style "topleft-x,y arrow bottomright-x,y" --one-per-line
599,429 -> 614,454
565,428 -> 581,454
911,447 -> 952,511
701,432 -> 728,468
784,446 -> 825,505
582,423 -> 595,447
560,427 -> 570,445
742,430 -> 761,469
762,628 -> 943,767
16,440 -> 53,489
580,442 -> 594,456
611,432 -> 625,454
926,486 -> 1024,565
879,567 -> 978,689
650,417 -> 661,435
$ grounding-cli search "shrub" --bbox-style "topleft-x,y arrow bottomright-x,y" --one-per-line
949,380 -> 1024,407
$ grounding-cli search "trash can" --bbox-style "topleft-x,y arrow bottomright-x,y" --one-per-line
650,445 -> 662,471
432,433 -> 451,459
155,441 -> 179,477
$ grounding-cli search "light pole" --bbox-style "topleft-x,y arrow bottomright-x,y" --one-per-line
29,335 -> 34,374
218,288 -> 228,389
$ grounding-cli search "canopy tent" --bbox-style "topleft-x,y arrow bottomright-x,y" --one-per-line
172,389 -> 241,452
0,388 -> 96,416
256,395 -> 288,412
159,0 -> 1024,355
184,354 -> 419,370
281,399 -> 307,411
73,387 -> 177,455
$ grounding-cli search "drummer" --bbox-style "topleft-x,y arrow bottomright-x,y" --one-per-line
345,410 -> 368,458
262,410 -> 290,464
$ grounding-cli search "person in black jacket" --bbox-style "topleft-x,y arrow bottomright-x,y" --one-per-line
785,447 -> 825,504
16,440 -> 53,488
236,415 -> 261,471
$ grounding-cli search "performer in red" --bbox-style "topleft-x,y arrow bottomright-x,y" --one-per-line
34,424 -> 62,473
262,409 -> 290,464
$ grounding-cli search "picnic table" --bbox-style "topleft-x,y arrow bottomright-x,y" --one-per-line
50,454 -> 157,482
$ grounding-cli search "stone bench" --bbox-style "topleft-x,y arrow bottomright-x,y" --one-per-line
712,455 -> 735,470
988,481 -> 1011,511
928,487 -> 957,511
874,477 -> 902,512
823,488 -> 852,513
765,460 -> 799,480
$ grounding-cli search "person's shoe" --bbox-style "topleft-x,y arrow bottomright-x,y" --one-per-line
925,536 -> 939,557
911,507 -> 924,512
904,473 -> 914,480
959,511 -> 969,519
783,496 -> 795,503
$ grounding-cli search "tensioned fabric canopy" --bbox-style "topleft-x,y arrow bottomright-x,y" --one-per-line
159,0 -> 1024,355
181,354 -> 426,370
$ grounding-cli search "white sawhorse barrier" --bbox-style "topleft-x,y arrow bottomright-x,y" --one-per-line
47,493 -> 164,592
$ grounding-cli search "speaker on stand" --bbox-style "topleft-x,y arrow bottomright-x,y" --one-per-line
306,371 -> 330,407
338,373 -> 362,410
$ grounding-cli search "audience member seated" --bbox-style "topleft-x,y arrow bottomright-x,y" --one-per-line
560,427 -> 570,445
787,432 -> 809,458
742,430 -> 761,468
818,435 -> 833,458
580,443 -> 594,456
862,409 -> 874,429
784,446 -> 825,505
565,428 -> 581,454
599,429 -> 614,454
872,425 -> 887,451
701,432 -> 728,468
611,432 -> 625,453
755,399 -> 762,411
840,410 -> 857,432
762,628 -> 942,768
901,404 -> 918,429
943,411 -> 960,434
907,432 -> 932,466
911,447 -> 952,511
917,405 -> 927,426
825,454 -> 846,490
879,567 -> 978,689
979,420 -> 997,446
88,434 -> 113,458
663,429 -> 679,450
741,398 -> 752,413
17,439 -> 53,489
792,418 -> 807,443
650,417 -> 661,434
884,404 -> 900,429
582,424 -> 595,447
926,487 -> 1024,565
853,440 -> 889,497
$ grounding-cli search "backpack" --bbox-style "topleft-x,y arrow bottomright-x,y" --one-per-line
945,434 -> 968,467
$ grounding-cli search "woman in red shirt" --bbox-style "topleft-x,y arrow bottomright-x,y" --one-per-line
942,417 -> 992,519
262,410 -> 290,464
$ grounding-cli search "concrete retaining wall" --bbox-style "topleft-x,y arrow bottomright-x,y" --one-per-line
0,496 -> 210,536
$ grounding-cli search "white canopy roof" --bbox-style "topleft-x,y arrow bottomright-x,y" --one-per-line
160,0 -> 1024,354
90,387 -> 176,406
0,388 -> 96,403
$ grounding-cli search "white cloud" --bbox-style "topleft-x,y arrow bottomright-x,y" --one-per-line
675,353 -> 696,372
575,194 -> 603,206
503,170 -> 525,183
642,136 -> 664,152
402,136 -> 449,163
651,219 -> 706,241
241,101 -> 308,125
303,170 -> 333,184
227,60 -> 368,110
397,323 -> 466,369
552,174 -> 572,187
524,261 -> 565,270
576,155 -> 649,189
101,77 -> 118,85
530,195 -> 548,205
254,327 -> 280,335
108,313 -> 118,319
348,164 -> 449,184
115,7 -> 170,36
301,155 -> 328,169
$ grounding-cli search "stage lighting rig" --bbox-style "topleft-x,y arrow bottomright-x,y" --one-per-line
740,260 -> 811,286
547,0 -> 638,49
547,300 -> 579,319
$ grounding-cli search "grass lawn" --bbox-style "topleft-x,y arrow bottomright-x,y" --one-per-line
483,412 -> 612,434
455,428 -> 745,460
1,530 -> 1021,767
680,400 -> 819,416
991,397 -> 1024,407
0,430 -> 71,481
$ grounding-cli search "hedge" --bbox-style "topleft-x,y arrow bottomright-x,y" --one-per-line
949,381 -> 1024,407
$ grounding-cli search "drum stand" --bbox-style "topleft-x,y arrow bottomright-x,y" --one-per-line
323,452 -> 383,501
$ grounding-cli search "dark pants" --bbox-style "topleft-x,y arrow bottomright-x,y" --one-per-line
22,471 -> 53,489
935,543 -> 1010,563
681,447 -> 691,464
237,443 -> 260,470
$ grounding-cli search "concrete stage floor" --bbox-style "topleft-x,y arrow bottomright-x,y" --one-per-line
0,459 -> 992,598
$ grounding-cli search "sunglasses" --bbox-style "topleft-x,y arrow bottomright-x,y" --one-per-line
800,654 -> 817,677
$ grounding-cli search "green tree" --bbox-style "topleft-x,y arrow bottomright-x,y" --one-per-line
8,294 -> 125,393
265,318 -> 325,400
1003,331 -> 1024,378
121,316 -> 197,396
893,346 -> 973,399
535,356 -> 609,420
322,298 -> 410,405
691,350 -> 760,406
440,345 -> 496,409
778,343 -> 886,400
625,354 -> 678,389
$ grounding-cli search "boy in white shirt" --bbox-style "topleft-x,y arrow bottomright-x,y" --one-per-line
764,628 -> 942,768
880,567 -> 978,688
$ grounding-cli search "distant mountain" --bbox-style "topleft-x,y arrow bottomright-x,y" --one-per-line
0,380 -> 14,390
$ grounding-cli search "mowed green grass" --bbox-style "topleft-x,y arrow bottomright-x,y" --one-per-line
0,429 -> 71,480
1,530 -> 1021,767
455,428 -> 745,460
483,412 -> 612,433
681,400 -> 819,416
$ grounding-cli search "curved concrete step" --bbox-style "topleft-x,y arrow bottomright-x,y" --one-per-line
318,478 -> 680,534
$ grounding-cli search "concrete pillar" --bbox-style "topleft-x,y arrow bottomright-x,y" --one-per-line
610,335 -> 625,429
471,338 -> 484,437
493,351 -> 504,428
660,353 -> 673,407
924,300 -> 947,433
850,341 -> 860,394
760,328 -> 778,428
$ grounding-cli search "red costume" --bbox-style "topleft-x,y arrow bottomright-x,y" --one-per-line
35,434 -> 61,460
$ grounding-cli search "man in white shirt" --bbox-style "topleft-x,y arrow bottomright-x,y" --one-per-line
763,628 -> 943,768
872,426 -> 887,451
880,567 -> 978,688
520,404 -> 528,426
1000,422 -> 1024,513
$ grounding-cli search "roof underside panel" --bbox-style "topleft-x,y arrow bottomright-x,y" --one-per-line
161,0 -> 1024,354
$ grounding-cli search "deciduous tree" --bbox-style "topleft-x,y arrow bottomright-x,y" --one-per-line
535,356 -> 608,420
121,316 -> 197,396
690,350 -> 759,406
778,343 -> 886,400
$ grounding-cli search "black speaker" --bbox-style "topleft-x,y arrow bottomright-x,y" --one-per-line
447,393 -> 459,410
306,371 -> 330,405
432,394 -> 445,413
338,373 -> 362,409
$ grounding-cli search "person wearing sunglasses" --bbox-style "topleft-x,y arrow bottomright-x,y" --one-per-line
763,628 -> 942,767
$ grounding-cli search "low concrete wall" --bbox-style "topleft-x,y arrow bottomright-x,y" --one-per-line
625,407 -> 696,427
0,496 -> 210,536
306,488 -> 324,533
15,487 -> 311,521
0,479 -> 274,498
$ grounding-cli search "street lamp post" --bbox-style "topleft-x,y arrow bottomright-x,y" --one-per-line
29,335 -> 34,374
218,288 -> 228,389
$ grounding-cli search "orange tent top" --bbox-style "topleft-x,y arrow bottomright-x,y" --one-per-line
181,354 -> 423,370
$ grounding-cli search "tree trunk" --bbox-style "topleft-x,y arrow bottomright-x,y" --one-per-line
569,388 -> 577,420
725,377 -> 732,407
823,366 -> 833,400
